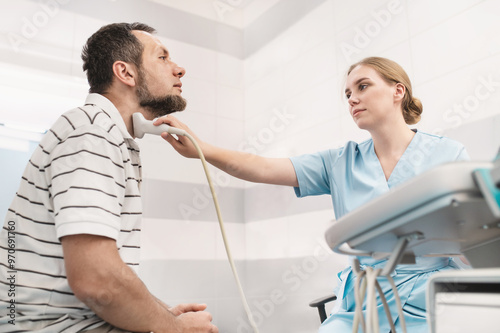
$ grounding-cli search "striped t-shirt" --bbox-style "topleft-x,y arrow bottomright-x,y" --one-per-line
0,94 -> 143,332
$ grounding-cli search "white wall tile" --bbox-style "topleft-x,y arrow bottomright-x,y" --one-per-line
261,0 -> 336,82
416,54 -> 500,135
181,77 -> 217,116
243,0 -> 282,27
411,0 -> 500,85
0,1 -> 72,52
216,53 -> 244,89
280,77 -> 338,138
443,116 -> 500,161
244,35 -> 284,86
23,6 -> 76,51
334,0 -> 409,70
216,84 -> 244,120
0,77 -> 84,130
332,0 -> 406,34
244,1 -> 336,88
149,0 -> 244,28
246,217 -> 290,260
215,222 -> 246,261
287,210 -> 335,258
176,107 -> 217,142
376,40 -> 414,79
289,117 -> 345,157
244,68 -> 285,120
140,218 -> 217,261
282,40 -> 337,101
137,134 -> 209,184
215,116 -> 244,150
242,104 -> 296,156
407,0 -> 484,36
284,0 -> 336,57
243,74 -> 344,157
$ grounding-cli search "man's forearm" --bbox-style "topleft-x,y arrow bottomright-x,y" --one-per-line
156,296 -> 173,312
80,264 -> 177,333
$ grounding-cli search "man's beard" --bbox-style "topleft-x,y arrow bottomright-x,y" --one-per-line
136,69 -> 187,118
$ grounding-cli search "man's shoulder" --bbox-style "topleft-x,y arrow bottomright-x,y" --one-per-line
59,104 -> 116,133
40,104 -> 123,154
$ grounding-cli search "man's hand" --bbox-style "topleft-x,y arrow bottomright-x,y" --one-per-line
173,311 -> 219,333
169,303 -> 207,316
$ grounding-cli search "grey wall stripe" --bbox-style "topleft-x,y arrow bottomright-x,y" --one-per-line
34,0 -> 327,59
244,0 -> 328,57
142,178 -> 245,222
61,0 -> 244,58
142,179 -> 332,222
244,183 -> 333,221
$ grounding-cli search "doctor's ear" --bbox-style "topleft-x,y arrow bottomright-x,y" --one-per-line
112,61 -> 137,87
394,82 -> 406,102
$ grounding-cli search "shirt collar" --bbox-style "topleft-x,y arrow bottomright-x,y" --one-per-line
84,93 -> 133,140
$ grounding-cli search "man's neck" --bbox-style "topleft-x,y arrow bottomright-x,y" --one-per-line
102,91 -> 143,138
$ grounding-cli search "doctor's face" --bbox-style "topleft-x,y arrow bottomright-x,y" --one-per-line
344,65 -> 399,130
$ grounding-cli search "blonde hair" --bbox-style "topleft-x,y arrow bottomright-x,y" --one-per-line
347,57 -> 422,125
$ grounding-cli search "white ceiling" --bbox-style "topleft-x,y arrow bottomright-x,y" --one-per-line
148,0 -> 282,29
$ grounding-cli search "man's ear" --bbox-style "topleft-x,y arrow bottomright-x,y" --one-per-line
112,61 -> 137,87
394,82 -> 405,102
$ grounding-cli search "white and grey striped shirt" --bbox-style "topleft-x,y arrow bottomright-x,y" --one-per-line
0,94 -> 142,332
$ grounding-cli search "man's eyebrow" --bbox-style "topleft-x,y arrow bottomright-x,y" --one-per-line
155,45 -> 169,57
345,77 -> 370,93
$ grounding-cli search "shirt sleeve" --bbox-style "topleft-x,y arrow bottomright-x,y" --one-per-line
47,125 -> 126,240
289,149 -> 337,198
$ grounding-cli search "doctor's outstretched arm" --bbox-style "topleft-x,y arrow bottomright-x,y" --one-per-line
155,115 -> 298,187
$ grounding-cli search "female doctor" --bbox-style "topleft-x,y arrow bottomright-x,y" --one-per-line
155,57 -> 469,332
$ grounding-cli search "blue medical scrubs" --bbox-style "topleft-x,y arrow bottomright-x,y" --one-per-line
290,131 -> 469,332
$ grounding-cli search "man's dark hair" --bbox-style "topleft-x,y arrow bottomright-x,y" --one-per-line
81,22 -> 156,94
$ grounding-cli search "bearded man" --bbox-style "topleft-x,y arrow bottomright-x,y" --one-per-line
0,22 -> 218,333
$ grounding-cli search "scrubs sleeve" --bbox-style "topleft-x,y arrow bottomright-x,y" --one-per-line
455,145 -> 470,161
289,149 -> 337,198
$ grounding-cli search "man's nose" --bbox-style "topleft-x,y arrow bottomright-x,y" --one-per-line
174,64 -> 185,78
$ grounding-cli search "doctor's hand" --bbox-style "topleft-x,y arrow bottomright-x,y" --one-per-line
154,115 -> 206,159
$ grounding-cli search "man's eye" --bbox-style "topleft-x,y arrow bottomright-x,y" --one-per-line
159,56 -> 167,61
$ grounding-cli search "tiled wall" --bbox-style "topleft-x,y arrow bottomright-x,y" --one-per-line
1,1 -> 500,332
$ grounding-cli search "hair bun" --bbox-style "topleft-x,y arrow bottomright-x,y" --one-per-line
404,97 -> 423,125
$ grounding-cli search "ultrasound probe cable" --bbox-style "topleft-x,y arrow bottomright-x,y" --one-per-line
132,113 -> 260,333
